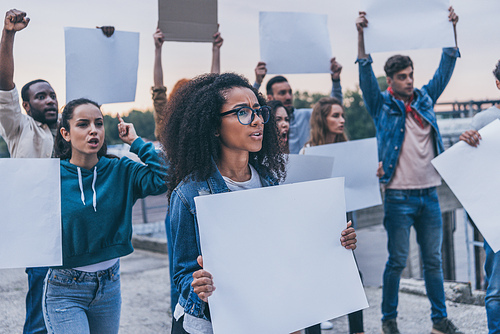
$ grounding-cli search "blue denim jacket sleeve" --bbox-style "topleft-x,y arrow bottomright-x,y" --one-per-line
357,55 -> 384,121
330,79 -> 343,105
169,188 -> 207,318
421,47 -> 460,103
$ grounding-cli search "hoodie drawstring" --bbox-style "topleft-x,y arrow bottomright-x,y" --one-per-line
76,166 -> 98,212
92,167 -> 97,212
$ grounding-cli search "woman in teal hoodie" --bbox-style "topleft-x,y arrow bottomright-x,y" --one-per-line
42,98 -> 167,333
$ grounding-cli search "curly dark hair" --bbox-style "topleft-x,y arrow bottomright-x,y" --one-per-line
160,72 -> 286,198
384,55 -> 413,78
493,60 -> 500,81
55,98 -> 107,160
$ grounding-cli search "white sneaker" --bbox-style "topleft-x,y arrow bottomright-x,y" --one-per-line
320,321 -> 333,330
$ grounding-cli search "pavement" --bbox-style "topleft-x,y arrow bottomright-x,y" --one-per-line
0,223 -> 489,333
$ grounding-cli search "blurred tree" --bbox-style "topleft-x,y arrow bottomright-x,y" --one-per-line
343,86 -> 376,140
104,110 -> 156,146
124,110 -> 155,141
104,114 -> 120,145
293,91 -> 327,109
377,75 -> 389,91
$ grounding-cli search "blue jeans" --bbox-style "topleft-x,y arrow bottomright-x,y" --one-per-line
485,241 -> 500,333
24,267 -> 49,334
165,214 -> 180,311
382,187 -> 447,322
42,261 -> 121,334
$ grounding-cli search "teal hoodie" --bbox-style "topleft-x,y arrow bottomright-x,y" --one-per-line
59,137 -> 167,268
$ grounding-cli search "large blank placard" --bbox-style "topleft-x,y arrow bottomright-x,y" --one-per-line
361,0 -> 455,53
65,27 -> 139,104
432,119 -> 500,252
260,11 -> 332,74
158,0 -> 218,42
282,154 -> 334,184
303,138 -> 382,212
0,159 -> 62,269
195,178 -> 368,334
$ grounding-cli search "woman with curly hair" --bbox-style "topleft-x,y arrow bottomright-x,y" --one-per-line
161,72 -> 357,334
267,100 -> 290,153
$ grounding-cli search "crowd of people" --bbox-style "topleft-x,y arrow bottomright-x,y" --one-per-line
0,6 -> 498,334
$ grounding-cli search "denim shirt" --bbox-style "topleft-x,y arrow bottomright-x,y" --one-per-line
169,160 -> 278,320
357,47 -> 460,184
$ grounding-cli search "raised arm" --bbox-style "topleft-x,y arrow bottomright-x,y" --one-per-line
449,6 -> 458,48
356,11 -> 368,60
253,61 -> 267,90
152,29 -> 167,139
330,57 -> 343,104
210,28 -> 223,74
153,28 -> 164,88
355,11 -> 383,119
421,7 -> 460,103
0,9 -> 29,91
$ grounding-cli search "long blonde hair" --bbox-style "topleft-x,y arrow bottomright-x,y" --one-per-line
307,97 -> 347,147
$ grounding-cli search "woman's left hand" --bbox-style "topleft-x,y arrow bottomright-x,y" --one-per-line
192,256 -> 216,302
117,113 -> 138,145
340,220 -> 357,250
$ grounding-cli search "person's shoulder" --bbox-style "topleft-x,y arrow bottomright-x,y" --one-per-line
175,176 -> 210,199
470,106 -> 500,130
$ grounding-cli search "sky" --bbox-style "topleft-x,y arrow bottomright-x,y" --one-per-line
3,0 -> 500,115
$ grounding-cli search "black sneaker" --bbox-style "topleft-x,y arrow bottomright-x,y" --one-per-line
431,318 -> 464,334
382,318 -> 400,334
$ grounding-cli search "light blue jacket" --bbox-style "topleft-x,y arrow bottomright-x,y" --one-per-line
357,48 -> 460,184
169,160 -> 277,320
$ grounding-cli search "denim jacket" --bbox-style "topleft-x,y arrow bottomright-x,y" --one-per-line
357,47 -> 460,184
169,160 -> 278,320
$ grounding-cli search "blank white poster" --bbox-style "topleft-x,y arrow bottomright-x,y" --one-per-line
0,159 -> 62,269
303,138 -> 382,212
361,0 -> 455,53
259,11 -> 332,74
282,154 -> 334,184
65,27 -> 139,104
195,178 -> 368,334
432,119 -> 500,252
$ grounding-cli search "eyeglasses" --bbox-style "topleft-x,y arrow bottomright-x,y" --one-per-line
220,106 -> 271,125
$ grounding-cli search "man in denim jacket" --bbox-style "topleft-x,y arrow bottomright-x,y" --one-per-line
356,8 -> 462,334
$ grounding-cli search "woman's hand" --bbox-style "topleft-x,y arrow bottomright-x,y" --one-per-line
117,113 -> 138,145
192,256 -> 216,302
341,220 -> 357,250
459,129 -> 481,147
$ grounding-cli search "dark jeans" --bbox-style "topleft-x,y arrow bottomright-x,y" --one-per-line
165,214 -> 180,311
382,187 -> 447,322
484,241 -> 500,334
171,316 -> 188,334
24,267 -> 49,334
